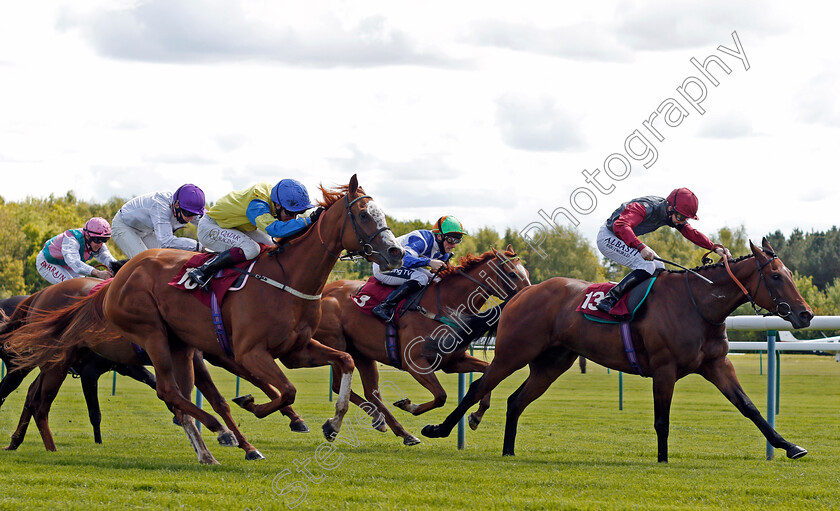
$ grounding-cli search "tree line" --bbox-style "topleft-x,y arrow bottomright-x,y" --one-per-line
2,193 -> 838,337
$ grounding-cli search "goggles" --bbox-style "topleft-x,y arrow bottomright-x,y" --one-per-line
89,236 -> 110,244
444,235 -> 463,245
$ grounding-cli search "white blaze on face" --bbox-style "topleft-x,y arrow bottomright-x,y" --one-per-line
366,201 -> 398,246
514,260 -> 532,286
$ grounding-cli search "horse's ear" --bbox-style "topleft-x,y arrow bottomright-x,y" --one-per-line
761,237 -> 776,256
750,240 -> 762,259
349,174 -> 358,195
506,244 -> 514,253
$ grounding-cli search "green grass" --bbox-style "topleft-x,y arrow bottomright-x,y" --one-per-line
0,354 -> 838,510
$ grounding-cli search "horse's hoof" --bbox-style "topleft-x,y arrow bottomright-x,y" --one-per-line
787,445 -> 808,459
322,420 -> 338,442
468,413 -> 481,431
393,398 -> 411,410
289,420 -> 309,433
403,435 -> 421,446
245,450 -> 266,461
502,450 -> 515,457
420,424 -> 447,438
373,421 -> 388,433
217,431 -> 238,447
200,455 -> 220,465
3,444 -> 19,451
172,416 -> 181,427
232,394 -> 254,408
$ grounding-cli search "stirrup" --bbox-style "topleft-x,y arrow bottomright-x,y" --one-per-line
186,268 -> 212,290
372,304 -> 395,322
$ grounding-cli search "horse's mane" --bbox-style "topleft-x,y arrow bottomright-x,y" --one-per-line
665,253 -> 754,275
317,184 -> 365,208
437,249 -> 513,280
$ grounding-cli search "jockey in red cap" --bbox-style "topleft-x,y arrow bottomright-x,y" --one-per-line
595,188 -> 731,316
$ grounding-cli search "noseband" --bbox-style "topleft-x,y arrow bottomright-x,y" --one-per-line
318,193 -> 392,260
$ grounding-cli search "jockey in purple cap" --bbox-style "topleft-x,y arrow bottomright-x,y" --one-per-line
187,179 -> 323,290
111,184 -> 207,258
36,217 -> 119,284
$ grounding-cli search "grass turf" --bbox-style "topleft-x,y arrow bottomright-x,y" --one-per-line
0,353 -> 837,510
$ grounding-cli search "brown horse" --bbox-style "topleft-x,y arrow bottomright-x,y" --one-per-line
314,246 -> 530,445
422,239 -> 814,462
4,175 -> 404,463
0,278 -> 307,459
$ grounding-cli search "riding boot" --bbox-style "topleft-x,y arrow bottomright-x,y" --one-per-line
596,269 -> 650,315
186,248 -> 245,291
372,280 -> 423,322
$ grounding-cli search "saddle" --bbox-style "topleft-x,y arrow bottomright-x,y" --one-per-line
352,277 -> 426,322
577,275 -> 658,323
168,253 -> 254,308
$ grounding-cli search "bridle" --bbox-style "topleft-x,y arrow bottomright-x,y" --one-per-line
688,249 -> 793,324
317,193 -> 392,260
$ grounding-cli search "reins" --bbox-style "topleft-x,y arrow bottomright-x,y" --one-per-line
687,248 -> 793,324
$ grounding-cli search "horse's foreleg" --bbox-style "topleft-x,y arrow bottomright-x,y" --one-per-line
441,354 -> 492,428
280,339 -> 355,442
203,352 -> 307,432
331,363 -> 386,431
0,367 -> 31,411
176,411 -> 219,465
503,349 -> 577,456
651,373 -> 676,463
79,362 -> 104,444
698,357 -> 806,459
355,357 -> 419,445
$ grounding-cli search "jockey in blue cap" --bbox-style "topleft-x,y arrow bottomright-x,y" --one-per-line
111,184 -> 207,258
187,179 -> 322,290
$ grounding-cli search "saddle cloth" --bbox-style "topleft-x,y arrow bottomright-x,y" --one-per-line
352,277 -> 409,320
576,277 -> 657,323
168,253 -> 255,308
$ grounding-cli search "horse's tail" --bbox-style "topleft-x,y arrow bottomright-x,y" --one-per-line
0,294 -> 37,338
1,283 -> 111,370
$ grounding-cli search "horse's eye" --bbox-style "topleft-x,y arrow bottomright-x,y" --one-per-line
359,211 -> 369,221
772,273 -> 781,280
508,272 -> 517,279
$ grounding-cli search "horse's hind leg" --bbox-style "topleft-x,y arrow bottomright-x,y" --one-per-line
331,363 -> 387,432
4,375 -> 41,450
79,361 -> 104,444
503,349 -> 578,456
191,353 -> 264,461
31,364 -> 72,452
698,357 -> 807,459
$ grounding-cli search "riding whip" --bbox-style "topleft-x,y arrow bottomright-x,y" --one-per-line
653,257 -> 713,284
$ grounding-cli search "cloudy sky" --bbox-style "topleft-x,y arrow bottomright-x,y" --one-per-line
1,1 -> 837,250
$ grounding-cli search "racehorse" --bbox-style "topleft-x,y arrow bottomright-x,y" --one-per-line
422,239 -> 814,462
4,175 -> 404,463
314,246 -> 530,445
0,278 -> 307,458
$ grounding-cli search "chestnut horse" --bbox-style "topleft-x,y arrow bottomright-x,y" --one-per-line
422,239 -> 814,462
4,175 -> 403,464
0,278 -> 307,460
314,246 -> 530,445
